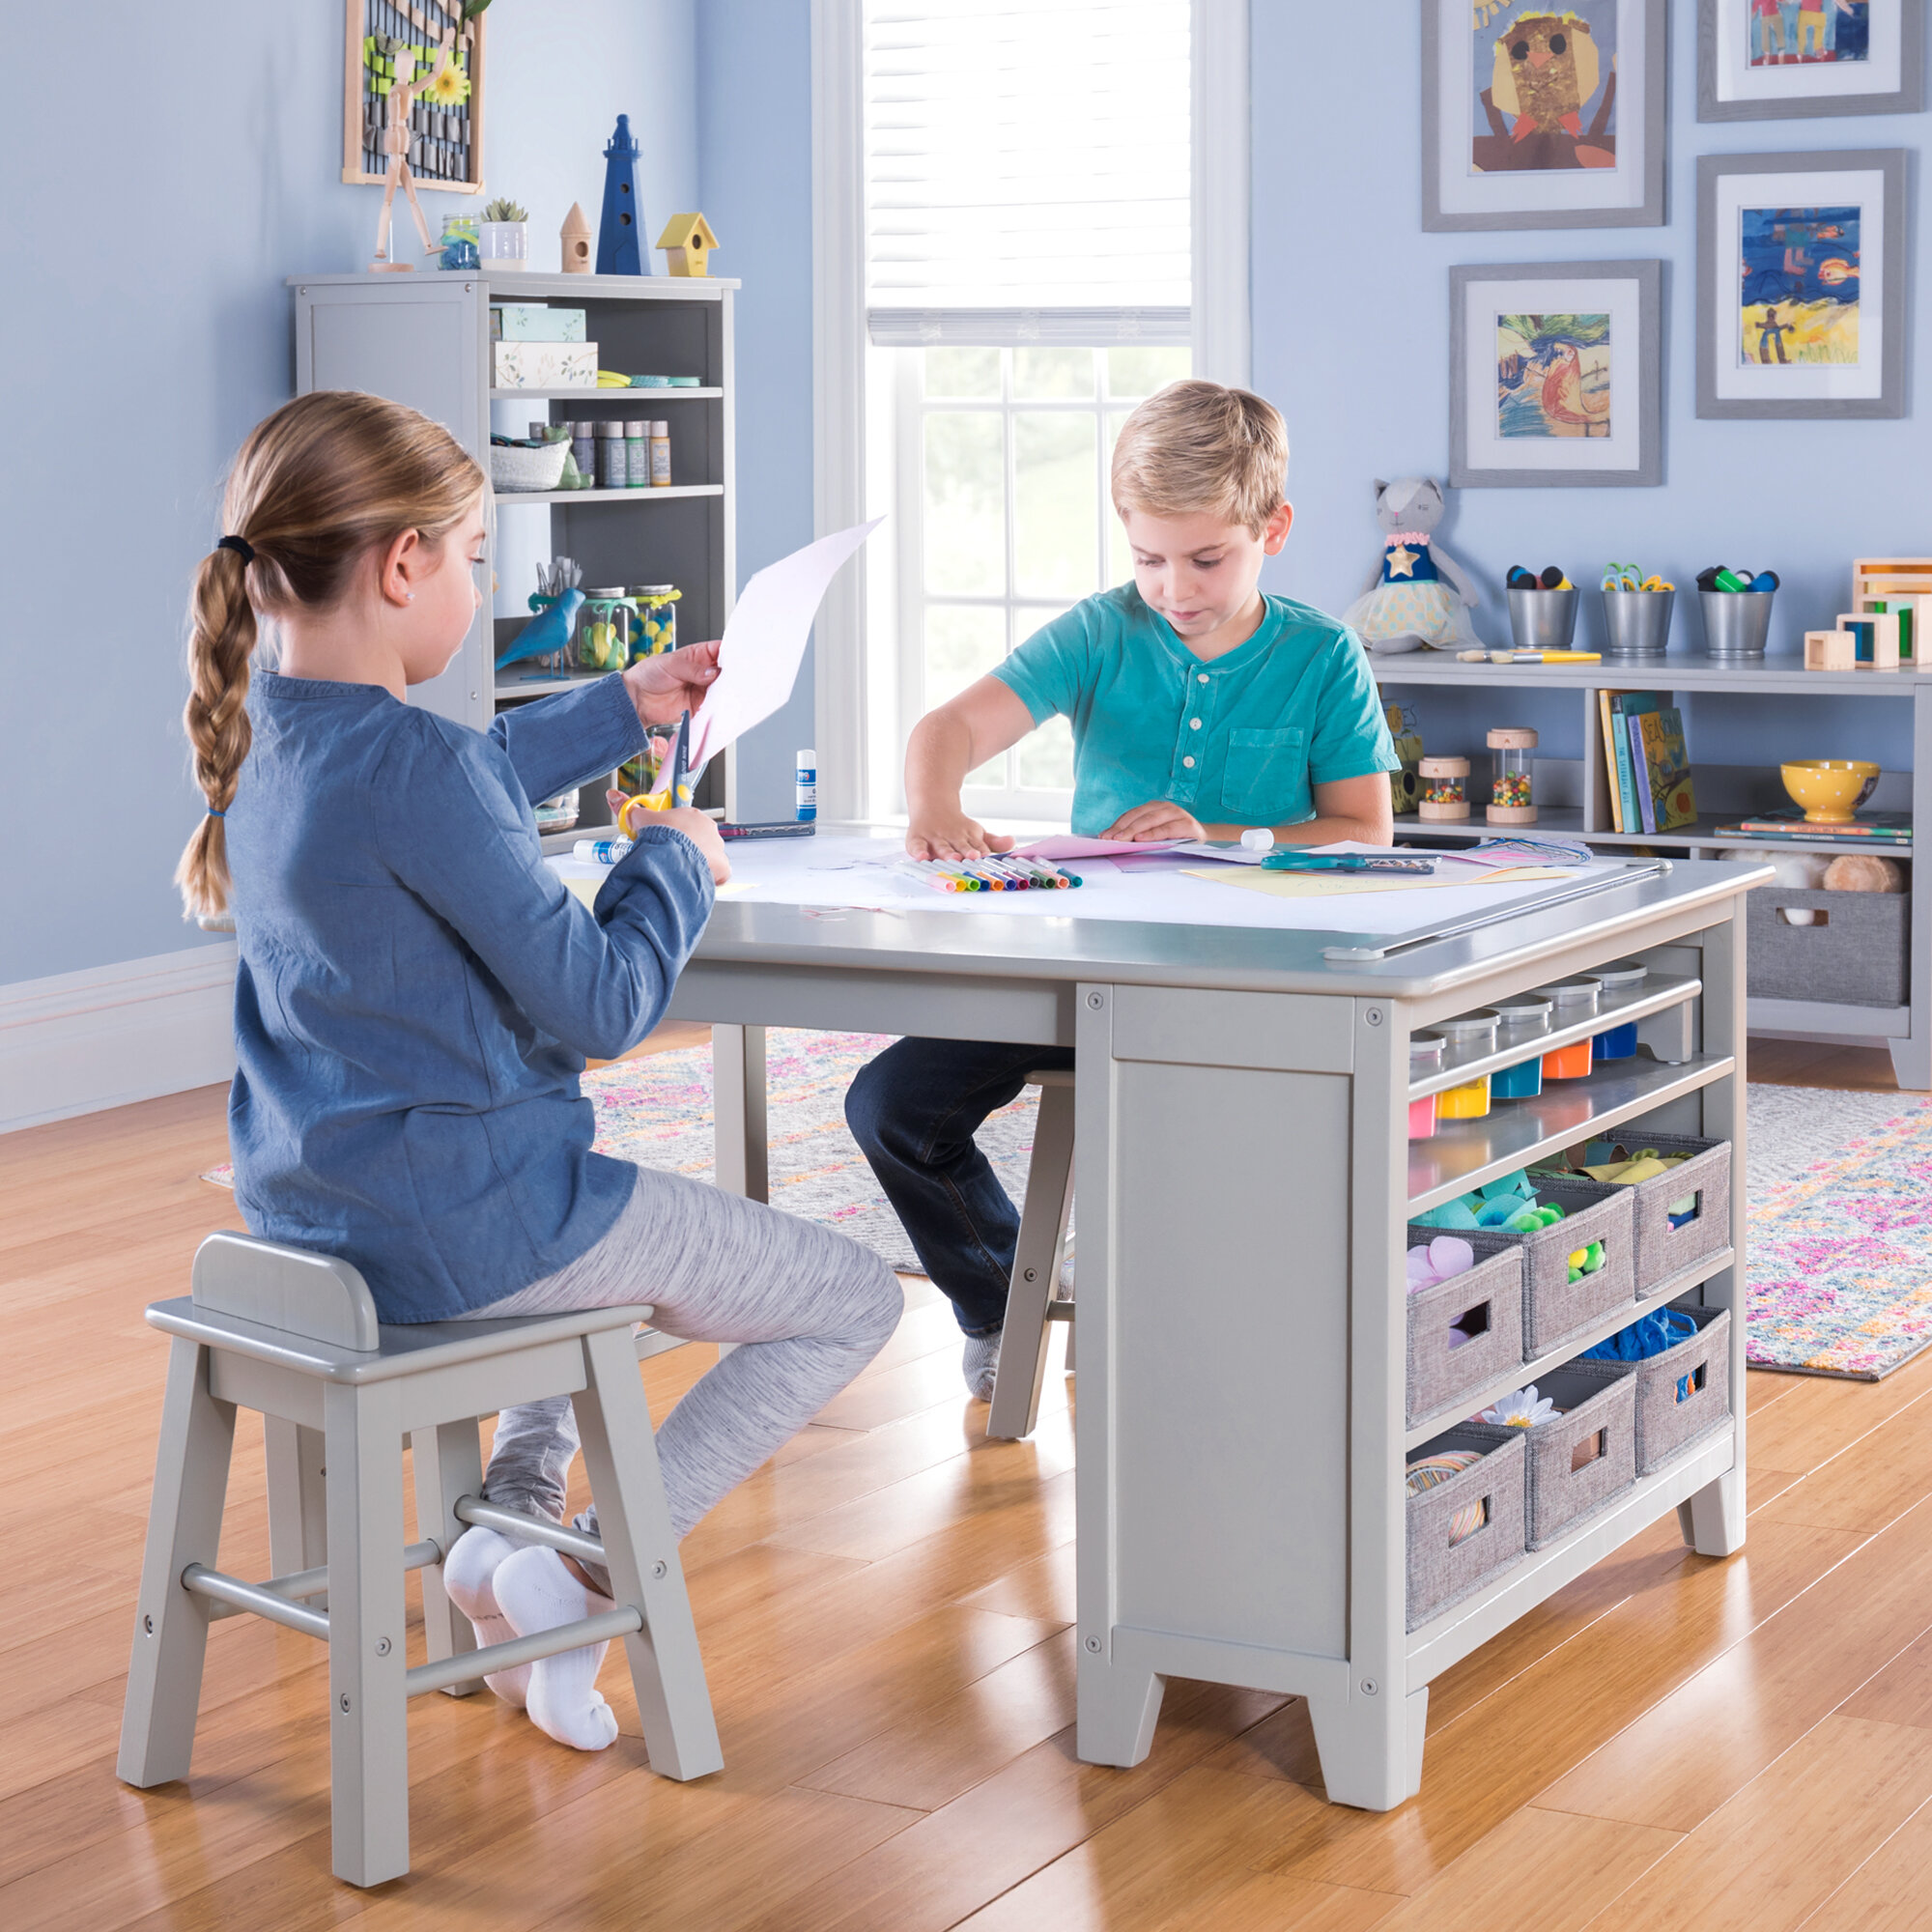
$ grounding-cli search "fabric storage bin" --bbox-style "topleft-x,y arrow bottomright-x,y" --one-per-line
1403,1229 -> 1525,1426
1406,1428 -> 1526,1631
1747,888 -> 1910,1009
1602,1132 -> 1732,1291
1459,1363 -> 1636,1548
1489,1177 -> 1635,1356
1632,1301 -> 1732,1475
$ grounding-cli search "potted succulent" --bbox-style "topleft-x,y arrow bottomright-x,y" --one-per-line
478,197 -> 529,263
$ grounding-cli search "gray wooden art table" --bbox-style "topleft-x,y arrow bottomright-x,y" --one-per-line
661,839 -> 1758,1809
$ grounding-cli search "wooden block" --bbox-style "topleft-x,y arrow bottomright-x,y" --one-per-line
1806,630 -> 1855,671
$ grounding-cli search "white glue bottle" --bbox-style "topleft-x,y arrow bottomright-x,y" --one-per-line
796,750 -> 817,822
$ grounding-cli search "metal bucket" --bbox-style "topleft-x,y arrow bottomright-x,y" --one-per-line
1507,586 -> 1579,651
1699,589 -> 1775,658
1602,587 -> 1674,656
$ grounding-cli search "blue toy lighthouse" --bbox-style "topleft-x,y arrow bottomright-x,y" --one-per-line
596,114 -> 649,275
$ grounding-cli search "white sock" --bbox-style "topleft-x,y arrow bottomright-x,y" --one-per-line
440,1526 -> 531,1708
964,1328 -> 1002,1403
493,1546 -> 620,1751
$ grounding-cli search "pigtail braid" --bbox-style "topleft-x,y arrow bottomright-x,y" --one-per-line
174,545 -> 257,917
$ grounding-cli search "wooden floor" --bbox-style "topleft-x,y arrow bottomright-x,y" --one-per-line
7,1037 -> 1932,1929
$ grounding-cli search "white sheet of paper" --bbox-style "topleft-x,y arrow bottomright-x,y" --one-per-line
687,519 -> 882,769
1014,835 -> 1184,861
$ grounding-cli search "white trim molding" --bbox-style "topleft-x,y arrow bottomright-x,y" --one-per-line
0,943 -> 238,1134
1192,0 -> 1252,387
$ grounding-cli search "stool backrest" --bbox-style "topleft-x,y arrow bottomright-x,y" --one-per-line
192,1231 -> 383,1351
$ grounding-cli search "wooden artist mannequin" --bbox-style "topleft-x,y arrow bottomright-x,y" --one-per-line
370,32 -> 456,272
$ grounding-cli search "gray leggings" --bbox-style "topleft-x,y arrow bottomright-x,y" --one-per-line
462,1163 -> 900,1576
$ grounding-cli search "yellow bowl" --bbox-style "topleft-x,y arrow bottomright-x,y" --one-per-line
1780,759 -> 1880,824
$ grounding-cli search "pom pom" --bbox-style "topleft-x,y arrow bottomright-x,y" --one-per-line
1822,854 -> 1905,895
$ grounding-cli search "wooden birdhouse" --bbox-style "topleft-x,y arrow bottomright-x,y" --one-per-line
560,202 -> 592,274
656,213 -> 720,278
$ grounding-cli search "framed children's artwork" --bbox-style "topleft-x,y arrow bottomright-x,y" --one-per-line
1695,150 -> 1906,418
1697,0 -> 1923,120
1422,0 -> 1667,231
1449,260 -> 1664,487
342,0 -> 487,194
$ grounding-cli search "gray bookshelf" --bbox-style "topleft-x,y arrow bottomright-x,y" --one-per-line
1376,650 -> 1930,1089
290,269 -> 740,834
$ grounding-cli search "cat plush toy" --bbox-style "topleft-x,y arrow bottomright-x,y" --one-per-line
1343,476 -> 1485,654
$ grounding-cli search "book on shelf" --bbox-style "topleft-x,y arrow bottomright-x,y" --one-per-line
1627,705 -> 1696,834
1716,810 -> 1912,844
1601,691 -> 1661,833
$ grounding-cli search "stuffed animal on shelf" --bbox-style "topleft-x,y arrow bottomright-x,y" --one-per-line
1343,477 -> 1486,654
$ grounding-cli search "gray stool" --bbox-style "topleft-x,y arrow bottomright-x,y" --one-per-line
117,1232 -> 722,1888
986,1068 -> 1076,1441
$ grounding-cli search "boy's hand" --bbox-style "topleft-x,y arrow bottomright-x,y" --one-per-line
623,641 -> 721,728
1100,801 -> 1207,843
906,812 -> 1015,861
663,807 -> 731,886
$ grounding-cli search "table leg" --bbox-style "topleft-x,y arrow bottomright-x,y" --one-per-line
712,1024 -> 768,1203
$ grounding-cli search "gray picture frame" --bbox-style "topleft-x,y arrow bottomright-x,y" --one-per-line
1695,149 -> 1907,419
1698,0 -> 1924,120
1423,0 -> 1668,232
1449,259 -> 1665,488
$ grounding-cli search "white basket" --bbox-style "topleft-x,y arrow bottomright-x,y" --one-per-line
490,440 -> 572,493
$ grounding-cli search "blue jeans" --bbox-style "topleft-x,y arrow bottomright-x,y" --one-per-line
845,1037 -> 1077,1338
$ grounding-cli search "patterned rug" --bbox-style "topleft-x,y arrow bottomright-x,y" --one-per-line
200,1037 -> 1932,1381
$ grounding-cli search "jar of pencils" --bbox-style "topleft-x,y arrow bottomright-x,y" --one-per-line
1418,755 -> 1470,822
630,583 -> 680,660
1487,727 -> 1538,825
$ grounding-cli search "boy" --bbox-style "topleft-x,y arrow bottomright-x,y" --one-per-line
846,381 -> 1397,1398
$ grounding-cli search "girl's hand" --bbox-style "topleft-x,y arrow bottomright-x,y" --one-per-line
623,641 -> 722,728
907,811 -> 1014,861
1099,801 -> 1206,842
663,807 -> 731,885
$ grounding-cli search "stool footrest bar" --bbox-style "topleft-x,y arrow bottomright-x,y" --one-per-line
406,1606 -> 643,1697
201,1539 -> 443,1621
183,1563 -> 331,1640
454,1495 -> 609,1567
1043,1301 -> 1075,1322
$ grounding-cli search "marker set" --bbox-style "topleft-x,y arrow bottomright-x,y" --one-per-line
895,855 -> 1082,893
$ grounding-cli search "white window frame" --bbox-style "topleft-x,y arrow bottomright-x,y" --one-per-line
811,0 -> 1250,824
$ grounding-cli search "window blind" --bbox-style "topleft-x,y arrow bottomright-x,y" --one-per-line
864,0 -> 1191,347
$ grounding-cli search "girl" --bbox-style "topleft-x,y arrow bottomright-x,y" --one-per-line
180,391 -> 900,1750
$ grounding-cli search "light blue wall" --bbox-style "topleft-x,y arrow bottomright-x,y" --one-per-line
0,1 -> 696,987
1251,5 -> 1929,775
698,0 -> 818,822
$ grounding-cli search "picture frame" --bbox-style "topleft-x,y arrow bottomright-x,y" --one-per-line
1450,260 -> 1664,488
1697,0 -> 1923,121
1423,0 -> 1667,232
1695,150 -> 1906,419
342,0 -> 487,195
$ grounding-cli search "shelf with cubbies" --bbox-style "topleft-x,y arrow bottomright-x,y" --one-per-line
1376,648 -> 1930,1088
291,269 -> 740,831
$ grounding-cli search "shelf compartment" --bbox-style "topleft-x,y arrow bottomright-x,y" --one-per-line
1402,1247 -> 1735,1451
1410,974 -> 1700,1101
1395,811 -> 1913,858
1406,1424 -> 1735,1687
490,386 -> 723,401
1406,1055 -> 1734,1211
494,484 -> 724,506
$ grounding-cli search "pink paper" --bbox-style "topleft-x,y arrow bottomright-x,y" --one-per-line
1014,835 -> 1184,861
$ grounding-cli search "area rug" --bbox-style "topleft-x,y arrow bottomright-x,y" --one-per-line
200,1039 -> 1932,1381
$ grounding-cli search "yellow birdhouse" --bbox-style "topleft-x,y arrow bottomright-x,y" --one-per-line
560,202 -> 593,274
655,212 -> 720,277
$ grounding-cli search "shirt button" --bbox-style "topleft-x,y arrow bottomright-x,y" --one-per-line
1189,717 -> 1202,729
1182,755 -> 1195,768
1197,673 -> 1208,685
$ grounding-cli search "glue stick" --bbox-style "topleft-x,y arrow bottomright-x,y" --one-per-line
796,750 -> 817,822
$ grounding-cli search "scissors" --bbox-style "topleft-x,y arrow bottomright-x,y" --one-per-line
1262,853 -> 1438,875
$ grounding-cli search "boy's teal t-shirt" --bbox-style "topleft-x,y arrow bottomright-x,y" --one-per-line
992,584 -> 1398,836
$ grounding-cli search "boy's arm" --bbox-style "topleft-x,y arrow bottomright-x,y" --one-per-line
904,675 -> 1037,859
1103,773 -> 1394,849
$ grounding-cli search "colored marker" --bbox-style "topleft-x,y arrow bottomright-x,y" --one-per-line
929,859 -> 986,890
894,861 -> 959,893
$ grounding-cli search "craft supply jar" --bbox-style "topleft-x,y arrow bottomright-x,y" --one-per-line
1491,994 -> 1551,1099
1534,978 -> 1602,1079
1487,727 -> 1538,825
1418,755 -> 1470,822
1434,1010 -> 1499,1121
595,420 -> 627,490
574,589 -> 639,671
570,420 -> 596,480
1408,1033 -> 1445,1140
1591,958 -> 1648,1064
631,584 -> 679,657
625,420 -> 650,488
649,420 -> 672,487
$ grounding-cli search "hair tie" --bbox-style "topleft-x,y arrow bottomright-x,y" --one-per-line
216,534 -> 255,564
206,808 -> 226,819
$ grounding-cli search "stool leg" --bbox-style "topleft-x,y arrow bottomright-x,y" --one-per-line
265,1418 -> 327,1598
411,1420 -> 484,1695
988,1081 -> 1077,1440
119,1337 -> 236,1786
574,1325 -> 724,1780
324,1380 -> 410,1887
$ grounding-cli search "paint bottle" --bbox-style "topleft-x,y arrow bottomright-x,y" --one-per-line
595,420 -> 627,490
625,419 -> 649,488
796,749 -> 817,822
571,420 -> 596,479
649,420 -> 672,487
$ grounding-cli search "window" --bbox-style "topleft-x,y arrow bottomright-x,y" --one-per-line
862,0 -> 1193,819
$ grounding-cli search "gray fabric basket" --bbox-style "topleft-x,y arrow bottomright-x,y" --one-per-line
1403,1229 -> 1526,1427
1406,1428 -> 1526,1632
1458,1362 -> 1636,1549
1583,1133 -> 1732,1292
1632,1300 -> 1732,1475
1487,1177 -> 1635,1355
1747,888 -> 1910,1008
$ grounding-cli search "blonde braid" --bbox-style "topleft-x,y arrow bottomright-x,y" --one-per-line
175,545 -> 257,917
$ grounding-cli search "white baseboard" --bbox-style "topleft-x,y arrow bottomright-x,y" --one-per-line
0,943 -> 238,1134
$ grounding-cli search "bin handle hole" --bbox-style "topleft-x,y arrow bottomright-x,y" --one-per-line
1677,1362 -> 1708,1405
1571,1428 -> 1606,1473
1776,906 -> 1828,927
1452,1299 -> 1491,1342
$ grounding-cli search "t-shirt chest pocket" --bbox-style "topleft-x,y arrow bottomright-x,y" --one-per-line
1219,725 -> 1311,823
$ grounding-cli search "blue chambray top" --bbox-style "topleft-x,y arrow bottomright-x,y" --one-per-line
224,671 -> 712,1322
992,585 -> 1398,836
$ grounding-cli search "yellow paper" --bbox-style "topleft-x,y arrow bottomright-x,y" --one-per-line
1181,865 -> 1573,898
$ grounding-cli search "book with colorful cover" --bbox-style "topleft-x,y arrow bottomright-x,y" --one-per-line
1628,706 -> 1696,834
1718,810 -> 1912,843
1608,692 -> 1661,833
1599,690 -> 1625,832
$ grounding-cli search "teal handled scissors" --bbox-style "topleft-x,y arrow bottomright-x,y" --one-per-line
1262,853 -> 1437,874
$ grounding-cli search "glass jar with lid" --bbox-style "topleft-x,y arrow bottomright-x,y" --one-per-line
1591,959 -> 1649,1062
1491,993 -> 1551,1098
1534,978 -> 1602,1079
1433,1009 -> 1500,1120
1487,726 -> 1538,825
1408,1033 -> 1445,1139
1418,755 -> 1470,822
